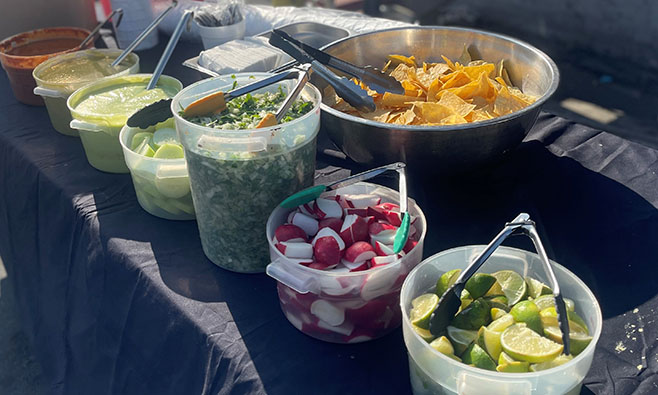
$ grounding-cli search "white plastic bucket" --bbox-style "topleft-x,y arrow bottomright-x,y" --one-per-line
400,246 -> 602,395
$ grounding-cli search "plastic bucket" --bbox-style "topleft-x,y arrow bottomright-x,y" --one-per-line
33,49 -> 140,137
171,73 -> 321,273
67,74 -> 182,173
119,118 -> 195,220
197,18 -> 246,50
0,27 -> 92,105
266,182 -> 428,343
400,246 -> 602,395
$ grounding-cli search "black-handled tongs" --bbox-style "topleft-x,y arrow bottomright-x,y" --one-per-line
428,213 -> 572,355
271,30 -> 403,96
269,29 -> 377,113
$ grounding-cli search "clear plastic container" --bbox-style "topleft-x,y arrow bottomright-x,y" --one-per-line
119,118 -> 195,220
33,49 -> 140,136
0,27 -> 92,105
67,74 -> 182,173
400,246 -> 602,395
266,182 -> 428,343
172,73 -> 321,273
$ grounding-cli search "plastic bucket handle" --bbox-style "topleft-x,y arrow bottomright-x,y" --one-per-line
33,86 -> 68,99
70,119 -> 111,133
196,135 -> 269,153
266,257 -> 319,294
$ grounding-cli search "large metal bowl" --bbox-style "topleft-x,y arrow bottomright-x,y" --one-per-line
314,26 -> 559,175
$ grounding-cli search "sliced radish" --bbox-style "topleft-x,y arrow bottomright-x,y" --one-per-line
275,224 -> 307,243
308,261 -> 338,270
290,258 -> 314,267
369,221 -> 397,238
339,214 -> 369,246
314,198 -> 343,219
345,299 -> 391,329
408,225 -> 418,240
299,202 -> 317,218
291,212 -> 319,236
344,207 -> 369,217
313,237 -> 342,266
275,242 -> 313,259
319,276 -> 355,296
317,319 -> 354,336
349,261 -> 370,272
361,268 -> 399,301
318,217 -> 343,233
373,241 -> 395,256
310,299 -> 345,326
403,239 -> 418,254
342,193 -> 381,208
379,202 -> 400,211
344,241 -> 376,263
368,204 -> 402,226
286,210 -> 299,224
312,227 -> 346,250
328,264 -> 351,274
341,258 -> 370,272
371,254 -> 399,267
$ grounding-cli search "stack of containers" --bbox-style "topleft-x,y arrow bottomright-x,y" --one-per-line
110,0 -> 159,51
172,73 -> 321,273
33,49 -> 140,136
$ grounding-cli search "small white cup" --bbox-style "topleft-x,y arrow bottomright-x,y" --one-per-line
196,18 -> 246,50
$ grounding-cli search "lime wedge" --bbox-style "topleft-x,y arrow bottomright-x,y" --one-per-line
153,143 -> 184,159
459,289 -> 473,311
447,326 -> 478,355
534,294 -> 575,312
510,300 -> 543,334
452,298 -> 491,330
544,321 -> 593,355
430,336 -> 455,355
483,326 -> 503,360
436,269 -> 461,297
498,351 -> 516,365
539,307 -> 589,333
488,313 -> 515,332
496,361 -> 529,373
492,270 -> 527,306
131,132 -> 153,151
412,324 -> 435,342
485,279 -> 504,297
500,323 -> 563,363
490,307 -> 508,321
135,138 -> 155,157
485,295 -> 509,312
410,293 -> 439,330
465,273 -> 497,299
462,343 -> 497,371
529,354 -> 573,371
525,276 -> 553,299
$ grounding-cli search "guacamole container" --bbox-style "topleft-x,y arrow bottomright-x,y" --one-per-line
265,182 -> 427,343
119,119 -> 195,220
400,246 -> 602,395
172,73 -> 321,273
33,49 -> 140,136
67,74 -> 182,173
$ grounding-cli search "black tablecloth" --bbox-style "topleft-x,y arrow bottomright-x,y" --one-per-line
1,60 -> 658,394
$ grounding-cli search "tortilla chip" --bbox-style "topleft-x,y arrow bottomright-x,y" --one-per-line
388,54 -> 417,67
380,92 -> 420,108
438,91 -> 477,117
441,70 -> 472,88
411,102 -> 454,123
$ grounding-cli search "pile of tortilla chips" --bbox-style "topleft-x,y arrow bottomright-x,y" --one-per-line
324,53 -> 538,126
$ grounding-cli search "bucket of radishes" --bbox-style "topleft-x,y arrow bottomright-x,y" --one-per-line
266,182 -> 427,343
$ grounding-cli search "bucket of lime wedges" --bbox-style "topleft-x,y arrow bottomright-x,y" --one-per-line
119,117 -> 195,220
400,246 -> 602,395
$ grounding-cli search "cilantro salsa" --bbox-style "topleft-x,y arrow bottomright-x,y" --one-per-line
184,85 -> 313,130
180,79 -> 318,272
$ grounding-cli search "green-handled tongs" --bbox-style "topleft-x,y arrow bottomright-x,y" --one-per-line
281,162 -> 410,254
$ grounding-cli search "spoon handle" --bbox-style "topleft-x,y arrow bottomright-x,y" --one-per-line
147,10 -> 193,90
79,8 -> 124,50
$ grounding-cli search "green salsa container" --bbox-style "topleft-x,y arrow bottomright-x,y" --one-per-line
171,73 -> 321,273
33,49 -> 140,136
67,73 -> 182,173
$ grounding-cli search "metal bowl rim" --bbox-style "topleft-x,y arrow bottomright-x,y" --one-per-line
318,25 -> 560,132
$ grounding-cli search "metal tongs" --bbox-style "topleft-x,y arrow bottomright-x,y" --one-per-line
268,29 -> 377,113
270,30 -> 403,96
428,213 -> 572,355
281,162 -> 410,254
